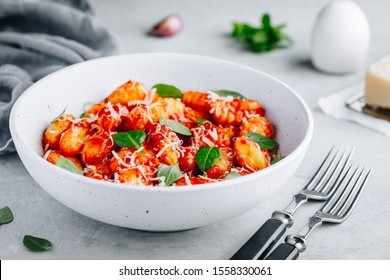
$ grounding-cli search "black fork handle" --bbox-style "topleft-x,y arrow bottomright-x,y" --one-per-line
265,243 -> 300,260
230,218 -> 286,260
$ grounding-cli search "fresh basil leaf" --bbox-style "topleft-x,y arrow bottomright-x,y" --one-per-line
160,117 -> 192,136
152,84 -> 182,99
56,156 -> 83,175
231,13 -> 292,53
225,171 -> 241,180
23,235 -> 52,252
0,206 -> 13,225
51,107 -> 66,123
196,147 -> 221,172
113,130 -> 146,148
213,90 -> 246,100
194,119 -> 210,125
246,132 -> 277,150
262,13 -> 271,29
157,164 -> 184,186
271,151 -> 283,164
79,112 -> 89,118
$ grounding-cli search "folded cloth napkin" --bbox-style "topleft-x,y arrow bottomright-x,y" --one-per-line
318,84 -> 390,136
0,0 -> 120,155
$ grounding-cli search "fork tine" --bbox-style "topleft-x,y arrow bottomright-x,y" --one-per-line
303,146 -> 336,191
333,166 -> 364,216
321,165 -> 358,213
313,146 -> 354,195
305,146 -> 353,194
321,165 -> 370,221
326,166 -> 361,215
336,168 -> 371,221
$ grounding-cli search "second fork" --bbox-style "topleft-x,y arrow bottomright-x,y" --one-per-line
265,165 -> 371,260
230,146 -> 354,260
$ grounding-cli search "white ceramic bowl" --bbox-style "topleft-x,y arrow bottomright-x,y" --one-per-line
10,53 -> 313,231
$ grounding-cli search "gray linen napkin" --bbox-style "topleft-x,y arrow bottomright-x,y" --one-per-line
0,0 -> 120,155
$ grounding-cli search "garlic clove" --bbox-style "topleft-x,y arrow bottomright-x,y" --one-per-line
150,14 -> 183,37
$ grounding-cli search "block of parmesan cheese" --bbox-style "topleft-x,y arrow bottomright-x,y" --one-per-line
364,55 -> 390,109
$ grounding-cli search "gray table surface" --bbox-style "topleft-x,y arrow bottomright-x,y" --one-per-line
1,0 -> 390,260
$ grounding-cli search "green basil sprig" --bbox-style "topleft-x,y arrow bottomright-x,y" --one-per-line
196,147 -> 221,173
213,90 -> 246,100
160,117 -> 192,136
271,151 -> 283,164
79,112 -> 89,118
56,156 -> 83,175
23,235 -> 52,252
0,206 -> 13,225
225,171 -> 241,180
50,107 -> 66,123
232,13 -> 292,53
152,83 -> 182,99
113,130 -> 147,148
194,119 -> 210,125
246,132 -> 277,150
157,164 -> 184,186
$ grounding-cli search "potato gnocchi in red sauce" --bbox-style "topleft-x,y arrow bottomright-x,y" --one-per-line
42,80 -> 280,186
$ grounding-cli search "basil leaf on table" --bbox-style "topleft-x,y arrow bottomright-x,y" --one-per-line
157,164 -> 184,186
246,132 -> 277,150
0,206 -> 13,225
113,130 -> 147,148
213,90 -> 246,100
152,83 -> 182,99
196,147 -> 221,173
232,13 -> 292,53
225,171 -> 241,180
160,117 -> 192,136
56,156 -> 83,175
23,235 -> 52,252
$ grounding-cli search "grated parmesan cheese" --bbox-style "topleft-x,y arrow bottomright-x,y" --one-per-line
91,123 -> 103,134
144,105 -> 155,124
210,128 -> 218,140
136,165 -> 148,180
83,164 -> 96,174
198,175 -> 218,182
43,149 -> 51,160
106,102 -> 122,119
207,91 -> 234,102
156,140 -> 181,158
145,89 -> 157,104
184,174 -> 192,185
150,176 -> 166,186
244,111 -> 260,119
202,136 -> 214,147
86,114 -> 99,123
114,172 -> 120,183
112,150 -> 132,168
127,100 -> 149,107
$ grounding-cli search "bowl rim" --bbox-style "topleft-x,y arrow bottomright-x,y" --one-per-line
10,52 -> 314,193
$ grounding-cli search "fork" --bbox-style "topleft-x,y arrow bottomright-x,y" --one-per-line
265,165 -> 371,260
230,146 -> 354,260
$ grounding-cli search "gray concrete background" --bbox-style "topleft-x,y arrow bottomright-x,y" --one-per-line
1,0 -> 390,259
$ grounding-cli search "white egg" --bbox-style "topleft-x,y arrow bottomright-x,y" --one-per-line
311,0 -> 370,74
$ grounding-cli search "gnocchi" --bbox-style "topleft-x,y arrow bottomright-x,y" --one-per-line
42,80 -> 280,186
